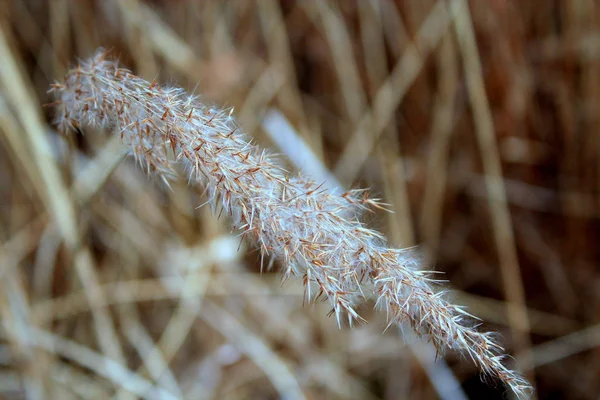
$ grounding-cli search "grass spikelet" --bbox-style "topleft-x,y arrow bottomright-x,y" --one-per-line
50,49 -> 532,398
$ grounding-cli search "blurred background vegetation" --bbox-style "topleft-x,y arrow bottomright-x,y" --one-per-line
0,0 -> 598,399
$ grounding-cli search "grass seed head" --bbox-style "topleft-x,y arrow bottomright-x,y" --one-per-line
51,49 -> 532,399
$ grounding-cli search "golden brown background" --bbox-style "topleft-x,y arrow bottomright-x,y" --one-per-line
0,1 -> 598,399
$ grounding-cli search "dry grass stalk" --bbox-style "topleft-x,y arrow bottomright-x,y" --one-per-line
49,49 -> 532,398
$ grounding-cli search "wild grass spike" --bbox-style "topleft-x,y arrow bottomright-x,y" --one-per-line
50,49 -> 531,398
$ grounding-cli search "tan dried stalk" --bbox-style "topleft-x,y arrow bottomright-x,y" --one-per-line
50,50 -> 531,398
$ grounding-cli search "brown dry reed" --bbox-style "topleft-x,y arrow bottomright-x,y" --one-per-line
49,49 -> 531,398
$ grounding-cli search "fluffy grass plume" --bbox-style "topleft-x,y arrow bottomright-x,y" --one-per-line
50,49 -> 531,398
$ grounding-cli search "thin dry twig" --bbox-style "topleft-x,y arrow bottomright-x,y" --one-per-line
453,0 -> 535,388
0,27 -> 126,366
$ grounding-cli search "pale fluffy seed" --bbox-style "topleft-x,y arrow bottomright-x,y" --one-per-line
50,50 -> 532,398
